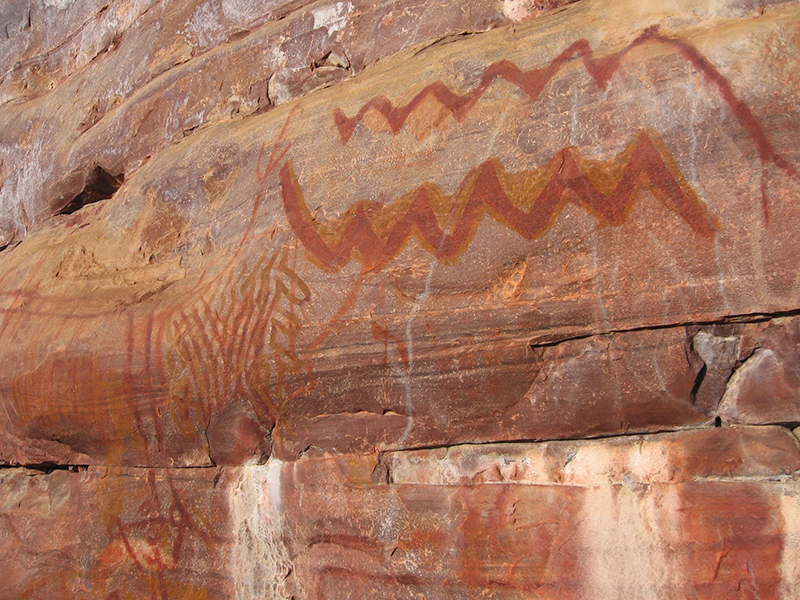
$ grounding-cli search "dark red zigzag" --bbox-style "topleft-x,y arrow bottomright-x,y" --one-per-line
332,27 -> 796,191
281,132 -> 715,272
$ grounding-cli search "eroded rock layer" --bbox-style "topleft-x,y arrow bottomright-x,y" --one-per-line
1,0 -> 799,597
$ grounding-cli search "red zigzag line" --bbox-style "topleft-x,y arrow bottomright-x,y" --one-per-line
281,132 -> 715,272
333,27 -> 796,186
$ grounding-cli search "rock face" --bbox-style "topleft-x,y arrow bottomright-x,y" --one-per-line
1,0 -> 799,597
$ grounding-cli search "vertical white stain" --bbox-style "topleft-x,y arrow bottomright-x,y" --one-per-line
400,260 -> 436,444
590,231 -> 611,329
230,460 -> 294,600
570,86 -> 580,146
485,109 -> 510,157
312,2 -> 353,35
579,484 -> 668,599
688,74 -> 731,312
780,490 -> 800,598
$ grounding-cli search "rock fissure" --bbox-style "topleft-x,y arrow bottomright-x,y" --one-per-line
412,31 -> 484,57
57,165 -> 124,215
689,362 -> 707,407
0,462 -> 88,474
375,422 -> 768,460
529,309 -> 800,349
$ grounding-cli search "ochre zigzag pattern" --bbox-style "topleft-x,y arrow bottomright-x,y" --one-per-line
281,132 -> 715,272
332,27 -> 796,190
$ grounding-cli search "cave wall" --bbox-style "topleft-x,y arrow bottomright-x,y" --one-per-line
1,0 -> 800,597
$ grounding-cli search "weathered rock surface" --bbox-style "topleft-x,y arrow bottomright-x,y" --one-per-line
3,427 -> 800,598
717,317 -> 800,425
1,0 -> 799,597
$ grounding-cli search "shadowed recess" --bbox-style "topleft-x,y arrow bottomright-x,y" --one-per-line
58,166 -> 125,215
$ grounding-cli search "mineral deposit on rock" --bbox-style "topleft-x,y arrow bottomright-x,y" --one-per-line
1,0 -> 799,598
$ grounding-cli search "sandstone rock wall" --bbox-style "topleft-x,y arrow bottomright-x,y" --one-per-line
1,0 -> 799,597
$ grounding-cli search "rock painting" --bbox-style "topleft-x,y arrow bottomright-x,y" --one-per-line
167,247 -> 310,440
281,131 -> 714,271
332,26 -> 796,220
2,1 -> 800,596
